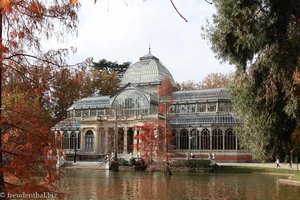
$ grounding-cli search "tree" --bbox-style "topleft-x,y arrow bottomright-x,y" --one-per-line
158,78 -> 174,175
176,80 -> 199,90
51,67 -> 83,123
135,122 -> 166,164
205,0 -> 300,160
176,72 -> 231,90
201,72 -> 232,89
90,70 -> 121,96
0,0 -> 80,193
90,59 -> 131,95
91,59 -> 130,78
1,90 -> 62,196
291,120 -> 300,157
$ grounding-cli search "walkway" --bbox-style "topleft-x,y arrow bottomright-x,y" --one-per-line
62,161 -> 108,169
217,162 -> 299,171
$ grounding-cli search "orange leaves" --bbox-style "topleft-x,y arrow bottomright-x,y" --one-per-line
28,1 -> 45,17
0,0 -> 12,13
70,0 -> 78,4
70,0 -> 97,4
2,91 -> 59,193
158,78 -> 174,114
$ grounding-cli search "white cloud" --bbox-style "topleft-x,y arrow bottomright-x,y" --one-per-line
50,0 -> 235,82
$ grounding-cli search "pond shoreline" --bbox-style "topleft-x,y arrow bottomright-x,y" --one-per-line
61,161 -> 300,186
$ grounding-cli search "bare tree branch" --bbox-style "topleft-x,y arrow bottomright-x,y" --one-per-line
169,0 -> 188,22
205,0 -> 213,5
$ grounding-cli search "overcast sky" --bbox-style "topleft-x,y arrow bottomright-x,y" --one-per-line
54,0 -> 235,82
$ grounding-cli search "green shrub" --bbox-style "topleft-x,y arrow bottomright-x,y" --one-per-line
182,159 -> 211,168
118,158 -> 129,166
129,158 -> 137,166
109,160 -> 119,171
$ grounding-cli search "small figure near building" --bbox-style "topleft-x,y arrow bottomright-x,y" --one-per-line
191,153 -> 195,158
212,153 -> 215,160
208,153 -> 212,159
275,158 -> 280,168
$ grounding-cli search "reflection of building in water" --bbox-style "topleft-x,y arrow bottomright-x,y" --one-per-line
52,51 -> 252,162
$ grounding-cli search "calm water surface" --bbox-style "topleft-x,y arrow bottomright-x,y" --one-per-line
60,169 -> 300,200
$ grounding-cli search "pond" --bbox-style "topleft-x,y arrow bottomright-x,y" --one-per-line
60,169 -> 300,200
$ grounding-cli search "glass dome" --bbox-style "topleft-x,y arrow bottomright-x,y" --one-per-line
121,52 -> 175,86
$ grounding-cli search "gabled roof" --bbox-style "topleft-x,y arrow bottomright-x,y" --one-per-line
67,96 -> 111,110
52,118 -> 80,131
173,88 -> 230,101
170,112 -> 241,127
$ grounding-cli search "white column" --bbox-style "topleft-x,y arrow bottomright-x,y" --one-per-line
94,129 -> 99,153
223,129 -> 225,152
104,127 -> 109,154
67,130 -> 72,150
99,128 -> 103,154
236,133 -> 238,152
75,130 -> 80,150
80,129 -> 84,150
209,127 -> 212,152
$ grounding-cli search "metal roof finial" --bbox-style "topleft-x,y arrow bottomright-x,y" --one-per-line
149,39 -> 151,54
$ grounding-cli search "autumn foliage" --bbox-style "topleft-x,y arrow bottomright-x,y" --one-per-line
135,79 -> 174,163
158,78 -> 174,114
0,0 -> 81,195
135,122 -> 173,164
176,72 -> 232,90
1,91 -> 62,195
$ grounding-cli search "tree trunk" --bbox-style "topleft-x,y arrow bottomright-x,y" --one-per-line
0,8 -> 5,192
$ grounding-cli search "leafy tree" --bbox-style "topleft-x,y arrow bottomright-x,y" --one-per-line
51,67 -> 83,123
136,79 -> 174,167
291,120 -> 300,157
177,72 -> 231,90
176,80 -> 199,90
0,0 -> 80,193
201,72 -> 232,89
205,0 -> 300,160
91,59 -> 130,78
1,90 -> 62,196
135,122 -> 165,164
87,69 -> 121,96
158,78 -> 174,165
90,59 -> 130,95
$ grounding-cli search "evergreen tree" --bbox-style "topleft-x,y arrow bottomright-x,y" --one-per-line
205,0 -> 300,160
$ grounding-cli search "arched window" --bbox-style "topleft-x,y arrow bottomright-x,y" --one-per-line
179,129 -> 189,150
171,130 -> 178,149
201,129 -> 210,150
212,129 -> 223,150
112,89 -> 149,116
70,132 -> 76,149
190,129 -> 199,150
85,130 -> 94,150
63,132 -> 69,149
225,129 -> 236,150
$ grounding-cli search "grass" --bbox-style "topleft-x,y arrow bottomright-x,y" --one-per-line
216,165 -> 298,175
291,171 -> 300,181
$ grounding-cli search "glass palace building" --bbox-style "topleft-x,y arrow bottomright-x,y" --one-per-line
53,51 -> 252,162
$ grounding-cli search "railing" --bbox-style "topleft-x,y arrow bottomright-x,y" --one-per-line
64,149 -> 96,155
